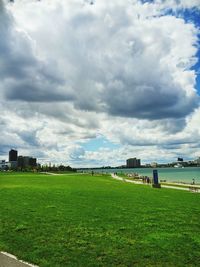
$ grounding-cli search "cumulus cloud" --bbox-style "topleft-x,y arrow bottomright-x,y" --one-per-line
0,0 -> 74,103
0,0 -> 199,165
2,0 -> 198,117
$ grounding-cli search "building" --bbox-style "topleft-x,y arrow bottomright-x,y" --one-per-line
23,156 -> 30,167
9,149 -> 18,169
6,149 -> 38,170
177,157 -> 183,162
0,160 -> 10,170
29,157 -> 37,167
9,149 -> 18,162
17,156 -> 37,169
126,158 -> 141,168
17,156 -> 23,168
150,162 -> 158,168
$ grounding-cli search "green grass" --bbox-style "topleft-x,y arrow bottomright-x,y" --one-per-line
0,172 -> 200,267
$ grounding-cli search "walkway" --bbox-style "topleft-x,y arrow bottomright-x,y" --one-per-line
0,252 -> 38,267
40,172 -> 64,175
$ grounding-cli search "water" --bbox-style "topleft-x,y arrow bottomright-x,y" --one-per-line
92,167 -> 200,184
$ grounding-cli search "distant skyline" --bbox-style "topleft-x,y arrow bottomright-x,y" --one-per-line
0,0 -> 200,167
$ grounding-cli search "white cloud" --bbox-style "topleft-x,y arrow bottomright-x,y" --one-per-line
0,0 -> 199,165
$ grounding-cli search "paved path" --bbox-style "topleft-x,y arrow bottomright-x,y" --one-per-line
0,252 -> 38,267
40,172 -> 82,176
40,172 -> 64,176
111,173 -> 200,193
111,173 -> 141,184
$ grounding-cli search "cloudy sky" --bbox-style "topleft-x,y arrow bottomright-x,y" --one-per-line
0,0 -> 200,167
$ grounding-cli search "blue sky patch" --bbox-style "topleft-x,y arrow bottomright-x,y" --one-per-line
80,136 -> 120,152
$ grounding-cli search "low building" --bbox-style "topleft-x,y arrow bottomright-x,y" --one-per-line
10,161 -> 18,169
17,156 -> 37,169
150,162 -> 158,168
0,160 -> 10,170
29,157 -> 37,167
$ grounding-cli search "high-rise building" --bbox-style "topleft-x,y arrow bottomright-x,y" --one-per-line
126,158 -> 141,168
136,159 -> 141,167
9,149 -> 18,169
9,149 -> 18,162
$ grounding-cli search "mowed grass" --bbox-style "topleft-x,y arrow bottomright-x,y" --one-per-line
0,172 -> 200,267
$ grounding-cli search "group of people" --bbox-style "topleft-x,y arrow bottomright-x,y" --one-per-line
142,176 -> 151,184
126,173 -> 151,184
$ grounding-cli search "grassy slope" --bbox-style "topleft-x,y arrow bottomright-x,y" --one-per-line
0,172 -> 200,267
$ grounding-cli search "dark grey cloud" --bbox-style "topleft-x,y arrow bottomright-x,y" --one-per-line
103,82 -> 198,120
5,82 -> 74,102
0,145 -> 14,156
18,130 -> 39,147
0,2 -> 37,78
158,118 -> 187,133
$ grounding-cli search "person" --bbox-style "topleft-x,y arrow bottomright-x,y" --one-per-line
192,178 -> 195,185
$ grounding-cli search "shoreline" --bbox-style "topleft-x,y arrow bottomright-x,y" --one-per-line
162,181 -> 200,187
111,173 -> 200,192
116,173 -> 200,186
91,167 -> 200,185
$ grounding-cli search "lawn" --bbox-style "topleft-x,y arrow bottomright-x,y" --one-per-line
0,172 -> 200,267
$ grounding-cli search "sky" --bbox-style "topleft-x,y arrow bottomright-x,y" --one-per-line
0,0 -> 200,167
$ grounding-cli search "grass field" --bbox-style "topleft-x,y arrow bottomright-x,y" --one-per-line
0,172 -> 200,267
